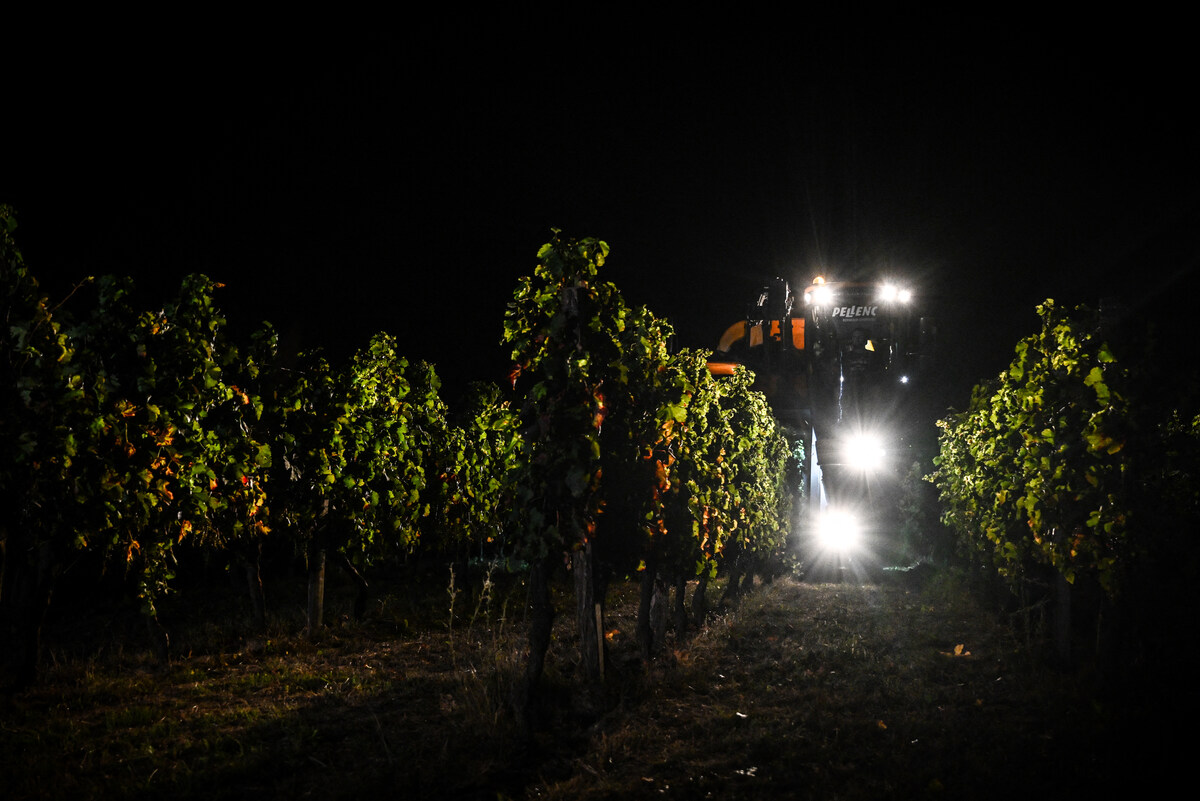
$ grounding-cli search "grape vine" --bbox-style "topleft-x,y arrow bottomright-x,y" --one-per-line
2,211 -> 798,693
931,298 -> 1200,659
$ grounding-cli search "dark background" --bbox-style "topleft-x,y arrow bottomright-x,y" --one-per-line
6,22 -> 1197,413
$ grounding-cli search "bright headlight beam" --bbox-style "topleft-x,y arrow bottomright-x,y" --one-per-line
817,510 -> 861,553
811,285 -> 833,305
878,284 -> 913,303
845,433 -> 885,472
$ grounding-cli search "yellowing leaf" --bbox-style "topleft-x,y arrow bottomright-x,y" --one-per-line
941,643 -> 972,657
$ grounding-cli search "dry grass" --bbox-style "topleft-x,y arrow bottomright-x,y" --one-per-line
0,564 -> 1181,799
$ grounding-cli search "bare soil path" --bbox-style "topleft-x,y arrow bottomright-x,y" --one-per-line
1,571 -> 1176,799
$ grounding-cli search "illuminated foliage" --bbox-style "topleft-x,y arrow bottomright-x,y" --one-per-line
2,205 -> 89,686
2,208 -> 275,679
503,231 -> 796,685
502,232 -> 620,562
2,214 -> 799,692
101,274 -> 271,613
257,334 -> 446,628
1,209 -> 450,677
427,381 -> 524,561
931,299 -> 1198,601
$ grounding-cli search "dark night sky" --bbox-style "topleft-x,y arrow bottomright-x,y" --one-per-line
6,23 -> 1198,414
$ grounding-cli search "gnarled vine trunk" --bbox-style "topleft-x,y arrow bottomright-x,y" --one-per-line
673,571 -> 688,641
514,555 -> 554,736
333,550 -> 370,621
241,544 -> 266,631
693,570 -> 711,623
636,551 -> 669,661
306,546 -> 326,637
636,552 -> 657,662
574,541 -> 605,682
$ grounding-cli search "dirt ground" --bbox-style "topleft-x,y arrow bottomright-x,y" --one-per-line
1,568 -> 1185,799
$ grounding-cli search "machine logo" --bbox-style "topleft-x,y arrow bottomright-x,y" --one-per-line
831,305 -> 878,319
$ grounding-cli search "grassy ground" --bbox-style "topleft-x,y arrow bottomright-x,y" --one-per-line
0,564 -> 1180,799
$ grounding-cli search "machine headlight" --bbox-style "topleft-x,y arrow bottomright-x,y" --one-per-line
817,510 -> 861,553
877,284 -> 913,303
809,285 -> 833,305
846,432 -> 885,472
